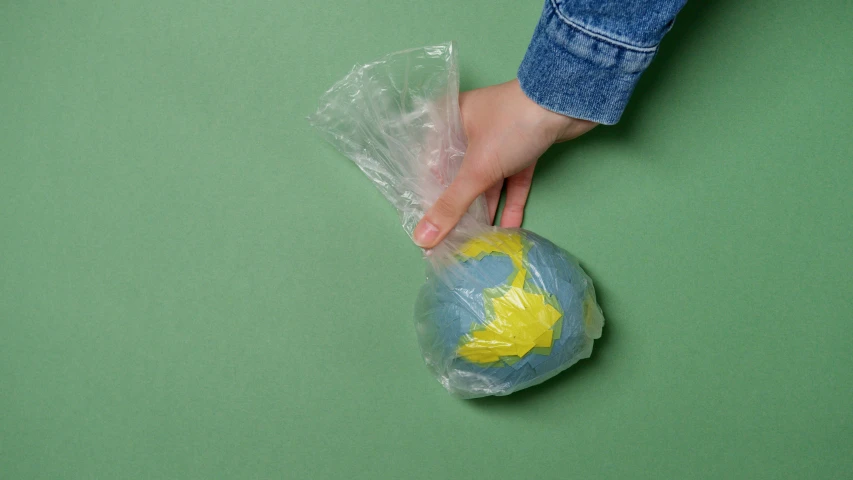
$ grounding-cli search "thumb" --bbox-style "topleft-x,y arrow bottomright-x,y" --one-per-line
413,151 -> 497,248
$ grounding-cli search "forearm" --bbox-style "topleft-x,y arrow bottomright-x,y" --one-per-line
518,0 -> 687,125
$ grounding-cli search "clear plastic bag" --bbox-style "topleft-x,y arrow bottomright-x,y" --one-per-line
309,43 -> 604,398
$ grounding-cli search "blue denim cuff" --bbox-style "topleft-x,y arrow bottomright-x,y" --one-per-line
518,1 -> 659,125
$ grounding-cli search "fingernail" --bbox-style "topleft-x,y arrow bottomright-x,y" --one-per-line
414,220 -> 439,247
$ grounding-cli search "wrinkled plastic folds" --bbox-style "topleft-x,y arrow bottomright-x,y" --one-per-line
309,43 -> 604,398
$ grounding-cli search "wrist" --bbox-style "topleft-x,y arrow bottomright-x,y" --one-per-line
552,113 -> 598,143
536,100 -> 598,143
514,79 -> 598,143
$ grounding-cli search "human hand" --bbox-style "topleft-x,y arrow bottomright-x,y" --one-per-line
412,79 -> 598,248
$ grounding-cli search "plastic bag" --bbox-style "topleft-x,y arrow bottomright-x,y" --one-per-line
309,43 -> 604,398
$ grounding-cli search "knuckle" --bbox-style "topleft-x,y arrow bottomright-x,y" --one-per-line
504,203 -> 525,214
431,196 -> 459,221
509,175 -> 532,190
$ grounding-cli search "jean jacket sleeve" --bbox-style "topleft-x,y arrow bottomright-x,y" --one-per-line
518,0 -> 687,124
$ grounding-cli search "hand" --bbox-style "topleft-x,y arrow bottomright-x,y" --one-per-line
413,79 -> 598,248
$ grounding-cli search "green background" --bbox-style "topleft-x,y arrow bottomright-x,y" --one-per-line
2,0 -> 852,478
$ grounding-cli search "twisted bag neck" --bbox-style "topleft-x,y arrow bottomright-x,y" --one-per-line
309,43 -> 490,249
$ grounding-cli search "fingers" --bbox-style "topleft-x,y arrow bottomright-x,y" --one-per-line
413,150 -> 499,248
500,164 -> 536,228
485,181 -> 503,225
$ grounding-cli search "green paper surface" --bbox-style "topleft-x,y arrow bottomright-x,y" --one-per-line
2,1 -> 852,479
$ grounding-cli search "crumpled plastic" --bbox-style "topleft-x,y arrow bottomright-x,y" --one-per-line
309,42 -> 604,398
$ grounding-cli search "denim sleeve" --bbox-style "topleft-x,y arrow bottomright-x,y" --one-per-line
518,0 -> 687,125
